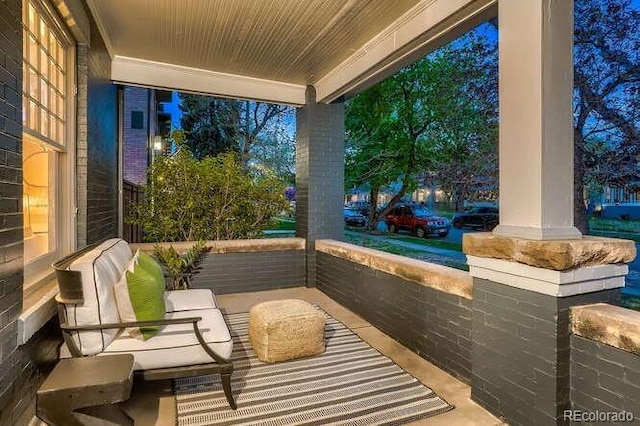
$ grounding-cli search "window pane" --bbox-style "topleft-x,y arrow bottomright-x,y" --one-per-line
29,35 -> 37,67
29,66 -> 38,99
57,95 -> 64,121
49,85 -> 56,115
23,137 -> 51,263
29,100 -> 38,131
56,119 -> 64,142
39,47 -> 48,78
40,110 -> 49,138
28,3 -> 37,34
39,18 -> 47,43
40,78 -> 47,109
56,40 -> 63,65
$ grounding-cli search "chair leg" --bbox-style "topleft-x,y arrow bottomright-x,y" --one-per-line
221,372 -> 236,410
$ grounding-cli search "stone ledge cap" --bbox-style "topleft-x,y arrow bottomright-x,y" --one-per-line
316,239 -> 472,299
572,303 -> 640,355
131,237 -> 305,254
463,233 -> 636,271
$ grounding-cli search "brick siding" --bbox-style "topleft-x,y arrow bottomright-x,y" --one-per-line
85,16 -> 118,244
472,278 -> 619,425
295,87 -> 344,287
123,87 -> 149,186
0,0 -> 24,423
191,251 -> 306,294
316,251 -> 472,383
570,335 -> 640,423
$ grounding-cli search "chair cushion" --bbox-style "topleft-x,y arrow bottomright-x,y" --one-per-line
164,289 -> 217,312
103,308 -> 233,370
114,255 -> 166,341
63,239 -> 133,355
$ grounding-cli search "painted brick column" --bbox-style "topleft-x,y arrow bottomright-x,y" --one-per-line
295,86 -> 344,287
464,234 -> 635,425
0,0 -> 23,422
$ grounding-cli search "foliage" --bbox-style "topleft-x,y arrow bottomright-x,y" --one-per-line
153,241 -> 208,290
573,0 -> 640,232
130,149 -> 288,242
345,28 -> 498,229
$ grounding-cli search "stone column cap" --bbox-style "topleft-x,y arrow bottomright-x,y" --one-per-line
463,233 -> 636,271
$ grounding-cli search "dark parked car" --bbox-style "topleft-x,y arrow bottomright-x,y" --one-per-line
345,201 -> 371,215
385,204 -> 450,238
344,208 -> 367,227
452,207 -> 499,230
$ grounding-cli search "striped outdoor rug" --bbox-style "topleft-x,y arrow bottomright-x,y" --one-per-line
174,308 -> 453,425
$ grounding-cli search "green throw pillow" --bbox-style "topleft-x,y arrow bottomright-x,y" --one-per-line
125,257 -> 166,340
137,251 -> 165,285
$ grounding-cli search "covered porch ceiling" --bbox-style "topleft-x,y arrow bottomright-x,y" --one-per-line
83,0 -> 496,105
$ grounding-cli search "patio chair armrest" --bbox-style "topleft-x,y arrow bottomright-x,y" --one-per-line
60,316 -> 202,331
60,315 -> 231,364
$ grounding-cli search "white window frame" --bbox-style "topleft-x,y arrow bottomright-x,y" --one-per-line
22,0 -> 77,296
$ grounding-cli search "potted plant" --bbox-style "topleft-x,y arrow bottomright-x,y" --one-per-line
153,241 -> 208,290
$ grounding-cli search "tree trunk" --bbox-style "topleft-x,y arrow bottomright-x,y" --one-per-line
366,187 -> 379,231
574,128 -> 589,234
369,182 -> 409,231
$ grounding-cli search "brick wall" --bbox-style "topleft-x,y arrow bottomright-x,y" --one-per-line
0,0 -> 24,423
570,336 -> 640,424
316,252 -> 473,383
85,15 -> 118,244
191,250 -> 306,294
122,86 -> 149,186
472,278 -> 619,425
295,87 -> 344,286
0,319 -> 60,426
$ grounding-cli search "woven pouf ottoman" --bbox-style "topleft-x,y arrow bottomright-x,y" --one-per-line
249,299 -> 325,363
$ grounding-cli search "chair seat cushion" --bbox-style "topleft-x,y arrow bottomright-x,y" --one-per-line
103,308 -> 233,370
164,289 -> 217,312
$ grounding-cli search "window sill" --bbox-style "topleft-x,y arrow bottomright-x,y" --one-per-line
18,278 -> 59,345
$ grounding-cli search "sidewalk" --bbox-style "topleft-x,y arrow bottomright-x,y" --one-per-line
344,230 -> 467,261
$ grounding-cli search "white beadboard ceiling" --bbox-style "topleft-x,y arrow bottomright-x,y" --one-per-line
84,0 -> 496,103
85,0 -> 421,85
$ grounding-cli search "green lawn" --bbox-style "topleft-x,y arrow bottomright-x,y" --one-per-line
272,218 -> 296,230
393,236 -> 462,252
343,233 -> 468,271
589,217 -> 640,233
619,294 -> 640,312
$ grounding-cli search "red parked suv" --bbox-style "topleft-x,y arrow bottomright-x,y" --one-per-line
385,204 -> 451,238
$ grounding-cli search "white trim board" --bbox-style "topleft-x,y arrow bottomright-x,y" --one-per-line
314,0 -> 497,103
111,56 -> 307,106
467,255 -> 628,297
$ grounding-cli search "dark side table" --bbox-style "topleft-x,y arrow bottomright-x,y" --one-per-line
36,354 -> 134,426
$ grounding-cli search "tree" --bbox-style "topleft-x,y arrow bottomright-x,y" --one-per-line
428,31 -> 498,211
346,33 -> 498,229
237,101 -> 293,171
129,149 -> 288,242
178,94 -> 295,180
179,94 -> 242,159
573,0 -> 640,232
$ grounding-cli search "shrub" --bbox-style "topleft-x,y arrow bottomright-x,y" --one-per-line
130,150 -> 288,242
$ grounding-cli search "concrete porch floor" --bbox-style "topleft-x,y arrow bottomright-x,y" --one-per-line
122,287 -> 503,425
